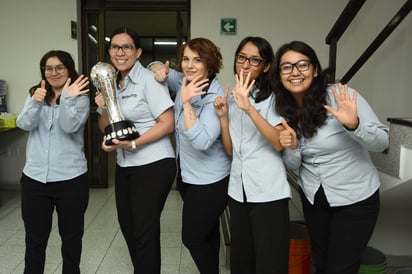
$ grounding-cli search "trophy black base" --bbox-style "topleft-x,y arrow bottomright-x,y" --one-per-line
104,120 -> 140,146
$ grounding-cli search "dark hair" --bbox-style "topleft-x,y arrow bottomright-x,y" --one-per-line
273,41 -> 328,138
108,26 -> 141,50
175,38 -> 223,78
29,50 -> 79,106
233,36 -> 275,103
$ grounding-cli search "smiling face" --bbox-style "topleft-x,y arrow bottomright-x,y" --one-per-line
235,42 -> 270,84
181,47 -> 208,81
279,50 -> 318,100
44,57 -> 69,92
109,33 -> 142,77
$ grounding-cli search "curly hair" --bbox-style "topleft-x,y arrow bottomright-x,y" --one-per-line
175,37 -> 223,78
29,50 -> 79,106
273,41 -> 328,138
234,36 -> 276,103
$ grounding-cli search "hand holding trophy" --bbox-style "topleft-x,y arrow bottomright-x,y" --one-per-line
90,62 -> 139,145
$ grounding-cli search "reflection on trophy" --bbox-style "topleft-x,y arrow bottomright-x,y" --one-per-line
90,62 -> 139,145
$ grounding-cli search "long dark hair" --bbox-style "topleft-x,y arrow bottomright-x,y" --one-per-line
29,50 -> 79,106
273,41 -> 328,138
234,36 -> 275,103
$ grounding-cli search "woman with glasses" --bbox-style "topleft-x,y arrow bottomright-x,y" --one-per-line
94,26 -> 176,274
149,37 -> 231,274
275,41 -> 389,274
214,36 -> 291,274
16,50 -> 90,273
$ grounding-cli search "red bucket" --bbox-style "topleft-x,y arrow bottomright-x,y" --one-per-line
289,222 -> 312,274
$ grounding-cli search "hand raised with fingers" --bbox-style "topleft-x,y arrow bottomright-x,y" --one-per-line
214,84 -> 230,118
180,75 -> 208,104
324,83 -> 359,130
279,119 -> 298,149
64,74 -> 90,97
232,69 -> 255,112
33,80 -> 47,102
154,60 -> 170,82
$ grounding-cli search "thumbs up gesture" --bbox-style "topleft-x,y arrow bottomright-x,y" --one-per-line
279,119 -> 299,149
153,60 -> 170,82
33,80 -> 47,102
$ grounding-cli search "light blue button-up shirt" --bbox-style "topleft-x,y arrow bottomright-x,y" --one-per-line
166,69 -> 231,185
110,61 -> 175,167
228,88 -> 291,202
16,91 -> 89,183
282,84 -> 389,206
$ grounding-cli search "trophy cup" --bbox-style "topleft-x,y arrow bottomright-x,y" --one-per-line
90,62 -> 139,145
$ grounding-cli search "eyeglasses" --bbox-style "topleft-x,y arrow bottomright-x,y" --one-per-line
109,44 -> 134,54
279,60 -> 311,75
43,65 -> 66,74
235,54 -> 265,67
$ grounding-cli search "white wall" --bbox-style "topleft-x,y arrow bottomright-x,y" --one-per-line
0,0 -> 78,114
191,0 -> 412,123
0,0 -> 78,186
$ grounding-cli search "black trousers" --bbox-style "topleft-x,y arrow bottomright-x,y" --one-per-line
115,158 -> 176,274
178,176 -> 229,274
20,172 -> 89,274
229,197 -> 290,274
300,186 -> 380,274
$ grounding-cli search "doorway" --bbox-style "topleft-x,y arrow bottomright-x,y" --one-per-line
81,0 -> 190,187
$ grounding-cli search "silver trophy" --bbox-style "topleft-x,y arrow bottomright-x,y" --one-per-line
90,62 -> 139,145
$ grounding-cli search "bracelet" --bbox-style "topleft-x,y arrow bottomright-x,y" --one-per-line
131,140 -> 137,150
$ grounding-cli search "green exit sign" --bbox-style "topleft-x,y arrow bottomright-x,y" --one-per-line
221,18 -> 237,35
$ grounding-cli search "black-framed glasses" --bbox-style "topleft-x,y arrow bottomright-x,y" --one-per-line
235,54 -> 265,67
279,60 -> 312,75
108,44 -> 134,54
43,65 -> 66,74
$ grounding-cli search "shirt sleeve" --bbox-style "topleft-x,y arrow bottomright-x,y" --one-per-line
184,99 -> 222,151
58,91 -> 90,133
16,95 -> 43,131
282,147 -> 302,171
346,87 -> 389,152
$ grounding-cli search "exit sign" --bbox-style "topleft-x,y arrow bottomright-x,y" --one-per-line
221,18 -> 237,35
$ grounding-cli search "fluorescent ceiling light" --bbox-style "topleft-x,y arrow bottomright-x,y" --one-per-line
154,41 -> 177,46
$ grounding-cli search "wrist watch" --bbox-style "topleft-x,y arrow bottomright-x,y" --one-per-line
131,140 -> 137,150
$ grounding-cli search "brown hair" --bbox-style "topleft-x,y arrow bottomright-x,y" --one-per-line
176,38 -> 223,78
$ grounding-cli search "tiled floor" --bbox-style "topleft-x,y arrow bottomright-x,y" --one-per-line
0,175 -> 411,273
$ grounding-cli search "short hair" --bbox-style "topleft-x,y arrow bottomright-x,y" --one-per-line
175,38 -> 223,78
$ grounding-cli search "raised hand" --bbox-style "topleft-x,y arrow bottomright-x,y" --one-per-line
180,75 -> 208,104
279,119 -> 298,149
214,84 -> 230,118
63,75 -> 90,97
324,83 -> 359,130
33,80 -> 47,102
232,69 -> 255,112
153,60 -> 170,82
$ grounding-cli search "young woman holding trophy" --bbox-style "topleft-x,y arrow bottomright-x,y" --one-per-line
93,26 -> 176,274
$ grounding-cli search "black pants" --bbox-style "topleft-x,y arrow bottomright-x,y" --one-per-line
229,197 -> 290,274
178,176 -> 229,274
300,186 -> 380,274
20,172 -> 89,274
115,158 -> 176,274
